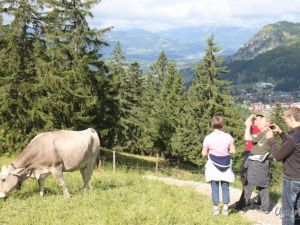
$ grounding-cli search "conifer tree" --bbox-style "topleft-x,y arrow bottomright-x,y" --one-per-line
154,62 -> 186,157
39,0 -> 110,134
118,61 -> 144,152
0,0 -> 46,152
269,103 -> 285,186
107,41 -> 127,149
171,36 -> 244,166
135,73 -> 157,155
150,51 -> 168,92
271,103 -> 287,130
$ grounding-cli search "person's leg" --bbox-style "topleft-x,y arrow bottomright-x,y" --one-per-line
291,181 -> 300,225
281,179 -> 295,225
240,151 -> 251,182
235,152 -> 250,210
257,186 -> 270,212
211,180 -> 220,205
211,181 -> 220,215
295,192 -> 300,225
221,181 -> 230,204
243,182 -> 254,207
221,181 -> 230,215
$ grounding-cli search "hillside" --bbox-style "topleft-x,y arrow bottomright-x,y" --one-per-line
181,43 -> 300,91
230,21 -> 300,61
181,22 -> 300,92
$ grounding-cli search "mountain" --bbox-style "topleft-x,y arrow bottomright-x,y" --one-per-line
181,21 -> 300,92
225,43 -> 300,91
102,26 -> 258,69
229,21 -> 300,61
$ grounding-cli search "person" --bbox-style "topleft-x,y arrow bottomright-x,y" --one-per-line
202,116 -> 236,216
266,107 -> 300,225
234,115 -> 262,210
242,114 -> 272,214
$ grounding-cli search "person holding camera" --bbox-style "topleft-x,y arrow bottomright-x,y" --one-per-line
266,107 -> 300,225
242,114 -> 272,213
234,114 -> 262,211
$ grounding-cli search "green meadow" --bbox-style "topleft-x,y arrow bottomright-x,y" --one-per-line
0,152 -> 252,225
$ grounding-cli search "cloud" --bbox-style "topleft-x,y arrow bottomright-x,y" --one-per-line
89,0 -> 300,31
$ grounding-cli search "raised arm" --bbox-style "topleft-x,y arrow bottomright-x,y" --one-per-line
267,136 -> 296,161
244,114 -> 255,141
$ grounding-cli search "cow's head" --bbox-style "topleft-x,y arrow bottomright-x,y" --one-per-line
0,164 -> 24,198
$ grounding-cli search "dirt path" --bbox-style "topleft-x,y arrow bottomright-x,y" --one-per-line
144,175 -> 282,225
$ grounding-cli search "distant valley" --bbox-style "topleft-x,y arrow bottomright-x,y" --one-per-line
102,21 -> 300,94
102,26 -> 258,69
181,21 -> 300,94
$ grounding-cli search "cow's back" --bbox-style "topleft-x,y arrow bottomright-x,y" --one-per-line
14,129 -> 100,172
52,129 -> 100,171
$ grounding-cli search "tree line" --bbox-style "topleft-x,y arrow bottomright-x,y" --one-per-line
0,0 -> 246,169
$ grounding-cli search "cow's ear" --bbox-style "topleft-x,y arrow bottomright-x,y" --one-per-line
12,168 -> 25,177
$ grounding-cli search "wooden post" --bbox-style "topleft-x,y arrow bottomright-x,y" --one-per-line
98,159 -> 102,169
156,152 -> 159,173
113,151 -> 116,173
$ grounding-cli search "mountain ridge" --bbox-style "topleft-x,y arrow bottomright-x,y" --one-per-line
229,21 -> 300,61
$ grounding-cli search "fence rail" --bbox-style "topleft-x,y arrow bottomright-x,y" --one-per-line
98,150 -> 201,175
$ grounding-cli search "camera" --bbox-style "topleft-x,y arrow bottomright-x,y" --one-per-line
269,125 -> 276,130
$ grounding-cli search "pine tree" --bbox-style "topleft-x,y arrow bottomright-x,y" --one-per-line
171,36 -> 244,166
150,51 -> 168,92
0,0 -> 113,152
271,103 -> 287,130
107,41 -> 127,149
0,0 -> 46,152
269,103 -> 285,186
154,62 -> 186,158
135,73 -> 157,155
39,0 -> 110,133
118,61 -> 144,152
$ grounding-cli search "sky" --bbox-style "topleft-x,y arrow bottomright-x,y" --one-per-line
89,0 -> 300,31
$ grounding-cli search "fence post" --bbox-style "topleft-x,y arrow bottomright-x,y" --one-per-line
98,159 -> 102,169
113,151 -> 116,173
156,153 -> 159,173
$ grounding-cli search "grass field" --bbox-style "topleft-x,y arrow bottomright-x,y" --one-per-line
0,152 -> 253,225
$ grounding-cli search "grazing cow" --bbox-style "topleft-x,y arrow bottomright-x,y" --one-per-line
0,128 -> 100,198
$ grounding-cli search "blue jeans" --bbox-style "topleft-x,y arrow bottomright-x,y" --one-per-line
211,181 -> 230,205
281,178 -> 300,225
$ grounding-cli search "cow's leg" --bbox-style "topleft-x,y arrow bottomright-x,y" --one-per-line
80,168 -> 89,189
80,161 -> 95,189
38,175 -> 47,196
51,169 -> 70,198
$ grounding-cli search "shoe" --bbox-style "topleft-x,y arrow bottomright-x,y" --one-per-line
222,208 -> 229,216
212,207 -> 219,216
234,203 -> 245,211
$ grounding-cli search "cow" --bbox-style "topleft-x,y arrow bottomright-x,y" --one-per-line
0,128 -> 100,198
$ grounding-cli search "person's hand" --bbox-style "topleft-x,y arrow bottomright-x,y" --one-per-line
265,130 -> 274,139
245,114 -> 255,127
269,124 -> 282,133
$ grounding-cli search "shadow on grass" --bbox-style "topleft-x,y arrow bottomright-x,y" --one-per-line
99,149 -> 201,176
